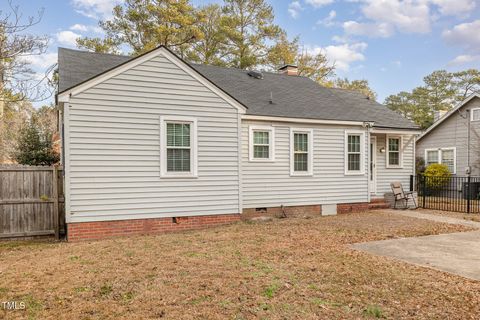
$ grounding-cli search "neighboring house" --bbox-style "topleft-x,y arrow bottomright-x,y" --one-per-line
57,46 -> 420,241
417,93 -> 480,176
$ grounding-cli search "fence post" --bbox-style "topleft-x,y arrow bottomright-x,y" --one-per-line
409,175 -> 414,192
52,165 -> 60,239
467,175 -> 471,214
422,175 -> 426,209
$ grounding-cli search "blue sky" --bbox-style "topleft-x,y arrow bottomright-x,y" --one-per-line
2,0 -> 480,104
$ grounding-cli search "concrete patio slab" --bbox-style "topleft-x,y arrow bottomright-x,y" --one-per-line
352,230 -> 480,281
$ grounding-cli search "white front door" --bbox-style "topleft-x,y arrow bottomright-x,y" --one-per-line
370,136 -> 377,194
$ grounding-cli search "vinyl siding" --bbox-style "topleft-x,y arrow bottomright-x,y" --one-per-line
241,120 -> 369,208
416,98 -> 480,176
65,52 -> 241,223
373,134 -> 415,195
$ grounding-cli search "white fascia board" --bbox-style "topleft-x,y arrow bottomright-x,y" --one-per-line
371,128 -> 422,135
242,115 -> 365,126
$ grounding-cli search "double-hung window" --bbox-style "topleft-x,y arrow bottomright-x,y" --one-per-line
160,116 -> 197,178
345,131 -> 365,175
426,150 -> 439,167
472,108 -> 480,122
249,126 -> 274,161
290,128 -> 313,176
425,148 -> 456,174
386,136 -> 402,168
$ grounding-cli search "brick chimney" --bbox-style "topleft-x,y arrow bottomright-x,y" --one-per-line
278,64 -> 298,76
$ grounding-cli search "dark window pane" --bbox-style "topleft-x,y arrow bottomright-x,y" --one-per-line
254,145 -> 269,158
167,149 -> 190,172
389,152 -> 399,165
253,131 -> 269,145
348,135 -> 360,153
294,153 -> 308,171
167,123 -> 190,147
348,154 -> 360,171
294,133 -> 308,152
388,138 -> 399,151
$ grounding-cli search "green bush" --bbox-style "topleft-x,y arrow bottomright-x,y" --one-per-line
424,163 -> 451,189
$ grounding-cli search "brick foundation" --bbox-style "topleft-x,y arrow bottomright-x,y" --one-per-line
242,205 -> 322,220
337,202 -> 371,214
67,214 -> 241,242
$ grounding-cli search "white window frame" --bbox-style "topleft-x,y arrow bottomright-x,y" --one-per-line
160,116 -> 198,178
249,125 -> 275,162
471,108 -> 480,122
386,135 -> 403,169
290,128 -> 314,176
344,130 -> 365,175
424,147 -> 456,174
425,149 -> 439,167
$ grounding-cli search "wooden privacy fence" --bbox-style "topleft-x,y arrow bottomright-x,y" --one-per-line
0,165 -> 64,239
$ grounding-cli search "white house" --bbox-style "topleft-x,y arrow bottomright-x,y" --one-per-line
57,46 -> 421,241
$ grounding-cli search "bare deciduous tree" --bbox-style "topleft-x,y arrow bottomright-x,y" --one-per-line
0,1 -> 50,162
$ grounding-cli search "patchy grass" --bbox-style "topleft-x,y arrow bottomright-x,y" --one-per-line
0,211 -> 479,319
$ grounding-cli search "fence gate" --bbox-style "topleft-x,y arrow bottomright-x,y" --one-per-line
0,166 -> 64,239
416,174 -> 480,213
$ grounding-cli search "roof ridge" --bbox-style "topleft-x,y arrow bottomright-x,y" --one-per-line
58,47 -> 132,59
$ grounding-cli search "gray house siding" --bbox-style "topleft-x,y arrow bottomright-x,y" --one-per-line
417,97 -> 480,176
65,52 -> 242,223
373,133 -> 415,195
241,120 -> 369,209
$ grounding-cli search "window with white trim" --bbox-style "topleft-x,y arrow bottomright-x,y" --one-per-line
386,136 -> 402,168
249,126 -> 274,161
290,128 -> 313,175
426,150 -> 438,167
160,117 -> 197,177
345,131 -> 365,175
441,149 -> 455,173
424,148 -> 456,174
472,108 -> 480,122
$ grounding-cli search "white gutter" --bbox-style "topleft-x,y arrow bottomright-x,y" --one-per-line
241,115 -> 365,126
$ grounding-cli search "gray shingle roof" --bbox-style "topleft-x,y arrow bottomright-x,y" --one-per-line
58,47 -> 418,129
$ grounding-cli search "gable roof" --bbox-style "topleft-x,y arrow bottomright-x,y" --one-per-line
417,93 -> 480,141
58,47 -> 419,130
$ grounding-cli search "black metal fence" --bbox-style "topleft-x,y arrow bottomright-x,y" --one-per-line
414,174 -> 480,213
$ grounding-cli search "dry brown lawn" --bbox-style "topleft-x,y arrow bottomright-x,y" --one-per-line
0,211 -> 479,320
419,208 -> 480,222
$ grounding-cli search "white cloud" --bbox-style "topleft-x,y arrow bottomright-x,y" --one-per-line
442,20 -> 480,52
448,54 -> 480,65
431,0 -> 476,16
69,23 -> 103,34
343,21 -> 394,38
56,30 -> 82,47
361,0 -> 432,34
306,0 -> 334,8
288,1 -> 303,19
443,20 -> 480,65
72,0 -> 122,19
70,24 -> 88,32
308,42 -> 367,71
317,10 -> 337,27
25,53 -> 58,70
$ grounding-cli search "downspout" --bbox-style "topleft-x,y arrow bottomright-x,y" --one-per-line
363,122 -> 374,203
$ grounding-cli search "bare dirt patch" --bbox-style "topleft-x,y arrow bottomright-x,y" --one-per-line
0,211 -> 478,320
417,208 -> 480,223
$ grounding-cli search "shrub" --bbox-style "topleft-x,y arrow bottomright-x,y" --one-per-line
13,117 -> 59,166
415,156 -> 426,174
424,163 -> 451,190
